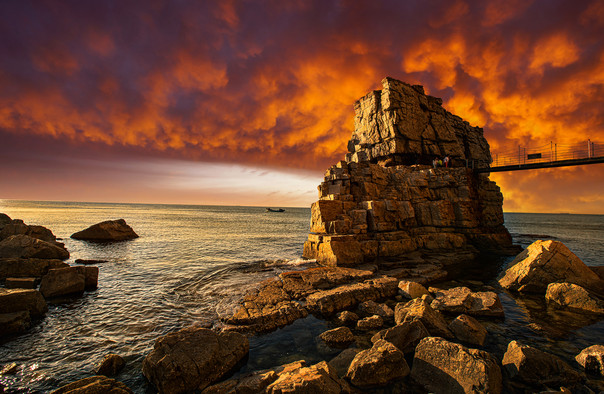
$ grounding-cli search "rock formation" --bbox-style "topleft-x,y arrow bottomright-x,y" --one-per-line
71,219 -> 138,242
303,77 -> 516,267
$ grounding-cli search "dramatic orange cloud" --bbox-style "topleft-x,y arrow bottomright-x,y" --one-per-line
0,0 -> 603,211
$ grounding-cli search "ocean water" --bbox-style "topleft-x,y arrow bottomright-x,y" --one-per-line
0,200 -> 602,392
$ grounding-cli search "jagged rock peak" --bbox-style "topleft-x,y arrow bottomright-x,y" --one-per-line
346,77 -> 491,168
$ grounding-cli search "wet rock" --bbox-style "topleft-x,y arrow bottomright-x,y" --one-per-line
96,353 -> 126,377
0,234 -> 69,260
0,288 -> 47,317
394,298 -> 453,338
75,259 -> 107,265
202,369 -> 278,394
280,266 -> 374,298
1,362 -> 19,375
346,339 -> 409,387
71,219 -> 139,242
499,240 -> 603,294
335,310 -> 359,325
39,267 -> 85,298
356,315 -> 383,330
0,311 -> 31,336
0,219 -> 57,243
50,376 -> 133,393
74,265 -> 99,291
357,300 -> 394,319
576,345 -> 604,376
398,280 -> 429,299
142,326 -> 249,393
449,314 -> 487,346
319,326 -> 355,348
0,258 -> 69,280
502,340 -> 582,389
5,277 -> 37,289
545,282 -> 604,314
371,319 -> 430,354
411,336 -> 502,394
306,276 -> 398,315
328,348 -> 360,378
430,286 -> 504,317
266,360 -> 349,393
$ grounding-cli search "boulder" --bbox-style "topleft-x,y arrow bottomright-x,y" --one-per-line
71,219 -> 138,242
394,298 -> 453,338
411,336 -> 502,394
398,280 -> 429,299
357,300 -> 394,319
0,235 -> 69,260
430,287 -> 504,317
319,326 -> 355,348
142,326 -> 249,393
5,277 -> 37,289
75,259 -> 107,265
50,376 -> 133,393
0,219 -> 56,243
356,315 -> 384,330
0,213 -> 11,226
335,310 -> 359,325
0,311 -> 31,337
371,319 -> 430,354
39,267 -> 85,298
545,282 -> 604,314
266,360 -> 349,393
0,288 -> 47,317
96,353 -> 126,377
328,348 -> 360,378
499,240 -> 603,294
74,266 -> 99,290
502,340 -> 582,388
575,345 -> 604,376
306,276 -> 398,315
202,369 -> 278,394
0,258 -> 69,280
449,314 -> 488,346
346,339 -> 409,387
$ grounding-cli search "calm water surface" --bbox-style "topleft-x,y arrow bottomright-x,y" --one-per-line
0,201 -> 602,392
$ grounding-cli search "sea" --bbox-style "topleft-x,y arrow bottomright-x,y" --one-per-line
0,200 -> 603,392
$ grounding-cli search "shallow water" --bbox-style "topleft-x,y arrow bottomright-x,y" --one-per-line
0,201 -> 602,392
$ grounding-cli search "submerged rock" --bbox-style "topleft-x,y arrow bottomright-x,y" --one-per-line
142,326 -> 249,393
346,339 -> 409,387
499,240 -> 603,294
545,282 -> 604,314
576,345 -> 604,376
96,353 -> 126,377
50,376 -> 133,394
71,219 -> 138,242
0,234 -> 69,260
411,336 -> 502,394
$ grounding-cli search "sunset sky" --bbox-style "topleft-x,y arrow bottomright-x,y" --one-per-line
1,0 -> 603,213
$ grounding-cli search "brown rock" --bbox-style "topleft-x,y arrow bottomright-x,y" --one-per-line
430,286 -> 504,317
575,345 -> 604,376
328,348 -> 360,378
5,277 -> 37,289
411,336 -> 502,394
74,266 -> 99,291
75,259 -> 107,265
357,300 -> 394,319
371,319 -> 430,354
39,267 -> 85,298
306,276 -> 398,315
0,288 -> 47,317
0,235 -> 69,260
545,282 -> 604,314
335,310 -> 359,326
266,360 -> 348,393
0,258 -> 69,280
449,314 -> 488,346
96,353 -> 126,377
0,219 -> 57,243
50,376 -> 133,393
202,369 -> 278,394
502,340 -> 581,388
142,326 -> 249,393
319,326 -> 355,348
0,311 -> 31,337
499,240 -> 603,294
280,266 -> 374,298
346,339 -> 409,387
71,219 -> 138,242
398,280 -> 429,299
394,298 -> 453,338
356,315 -> 383,331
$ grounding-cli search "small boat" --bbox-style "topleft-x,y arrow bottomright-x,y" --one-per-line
266,208 -> 285,212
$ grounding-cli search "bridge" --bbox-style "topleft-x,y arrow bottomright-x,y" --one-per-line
475,140 -> 604,173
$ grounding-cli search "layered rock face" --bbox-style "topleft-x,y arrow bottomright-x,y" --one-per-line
303,77 -> 514,267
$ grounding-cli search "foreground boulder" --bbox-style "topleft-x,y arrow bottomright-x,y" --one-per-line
142,326 -> 249,393
371,320 -> 430,354
502,340 -> 582,389
50,376 -> 132,394
499,240 -> 603,294
0,288 -> 47,317
96,353 -> 126,377
545,282 -> 604,314
0,218 -> 57,243
0,258 -> 69,280
411,336 -> 502,394
319,326 -> 355,348
0,235 -> 69,260
449,314 -> 488,346
576,345 -> 604,376
430,287 -> 504,317
266,360 -> 349,393
39,267 -> 86,298
71,219 -> 138,242
398,280 -> 429,299
0,311 -> 31,336
346,339 -> 409,387
394,298 -> 453,338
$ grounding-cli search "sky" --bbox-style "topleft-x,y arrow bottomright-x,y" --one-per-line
1,0 -> 603,213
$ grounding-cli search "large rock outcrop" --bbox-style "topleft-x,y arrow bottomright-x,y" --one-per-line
0,234 -> 69,260
303,77 -> 515,267
71,219 -> 138,242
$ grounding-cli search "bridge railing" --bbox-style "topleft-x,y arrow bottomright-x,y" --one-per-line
491,140 -> 600,168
